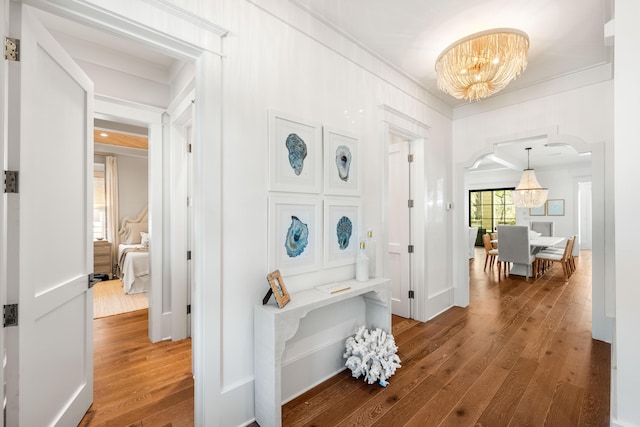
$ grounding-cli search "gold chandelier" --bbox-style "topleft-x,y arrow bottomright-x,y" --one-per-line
435,28 -> 529,101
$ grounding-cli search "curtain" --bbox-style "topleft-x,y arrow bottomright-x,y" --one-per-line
105,156 -> 119,276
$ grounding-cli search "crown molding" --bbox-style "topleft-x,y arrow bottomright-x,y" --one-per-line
453,62 -> 613,119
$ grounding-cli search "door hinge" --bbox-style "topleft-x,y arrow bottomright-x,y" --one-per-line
3,304 -> 18,327
408,154 -> 414,163
187,304 -> 191,314
408,199 -> 414,208
187,250 -> 192,260
4,37 -> 19,61
408,290 -> 415,299
4,170 -> 18,193
408,245 -> 414,253
187,143 -> 192,153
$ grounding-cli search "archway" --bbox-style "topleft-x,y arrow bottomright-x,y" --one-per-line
453,131 -> 612,342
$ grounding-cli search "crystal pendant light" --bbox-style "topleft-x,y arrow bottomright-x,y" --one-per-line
511,147 -> 548,208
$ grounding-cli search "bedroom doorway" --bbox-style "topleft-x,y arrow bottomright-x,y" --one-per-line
93,125 -> 151,320
2,1 -> 225,424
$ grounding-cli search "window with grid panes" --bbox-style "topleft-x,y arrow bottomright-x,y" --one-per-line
469,188 -> 516,245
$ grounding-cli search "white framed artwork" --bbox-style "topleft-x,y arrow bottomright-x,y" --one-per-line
268,196 -> 322,276
323,128 -> 360,196
323,198 -> 362,268
268,110 -> 322,193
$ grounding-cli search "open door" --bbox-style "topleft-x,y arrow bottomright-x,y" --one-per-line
5,4 -> 94,425
388,140 -> 412,318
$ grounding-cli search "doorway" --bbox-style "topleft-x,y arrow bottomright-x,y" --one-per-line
388,138 -> 412,318
1,2 -> 225,424
458,136 -> 610,343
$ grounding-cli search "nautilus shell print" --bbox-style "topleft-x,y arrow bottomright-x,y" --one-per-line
285,133 -> 307,176
335,145 -> 352,182
336,216 -> 353,250
285,216 -> 309,257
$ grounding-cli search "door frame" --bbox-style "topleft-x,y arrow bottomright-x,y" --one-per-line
0,0 -> 9,419
387,139 -> 413,318
380,105 -> 429,321
1,0 -> 227,424
94,96 -> 165,342
453,133 -> 613,343
168,86 -> 195,341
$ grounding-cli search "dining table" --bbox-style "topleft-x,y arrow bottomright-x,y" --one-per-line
508,236 -> 566,276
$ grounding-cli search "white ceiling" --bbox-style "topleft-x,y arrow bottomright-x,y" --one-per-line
34,1 -> 605,171
292,0 -> 614,108
290,0 -> 608,172
470,138 -> 591,172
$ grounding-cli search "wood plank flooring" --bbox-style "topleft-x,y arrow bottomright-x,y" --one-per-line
79,309 -> 194,426
281,249 -> 610,426
78,249 -> 609,426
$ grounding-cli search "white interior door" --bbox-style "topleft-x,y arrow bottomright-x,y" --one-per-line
388,140 -> 412,318
5,4 -> 93,425
187,125 -> 194,339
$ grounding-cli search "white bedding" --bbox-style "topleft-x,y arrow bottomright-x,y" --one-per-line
118,243 -> 149,294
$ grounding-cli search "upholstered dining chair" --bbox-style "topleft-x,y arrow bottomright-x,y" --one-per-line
489,232 -> 498,249
482,233 -> 499,271
497,225 -> 536,280
535,236 -> 575,280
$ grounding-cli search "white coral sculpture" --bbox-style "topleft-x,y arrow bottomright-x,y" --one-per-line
343,325 -> 401,385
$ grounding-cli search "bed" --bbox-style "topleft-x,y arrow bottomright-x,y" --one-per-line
117,207 -> 150,294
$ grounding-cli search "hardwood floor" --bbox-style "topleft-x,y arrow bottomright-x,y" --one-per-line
78,250 -> 609,426
281,249 -> 610,426
79,309 -> 194,426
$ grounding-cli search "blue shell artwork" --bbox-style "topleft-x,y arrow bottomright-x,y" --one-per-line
285,216 -> 309,257
335,145 -> 352,182
336,216 -> 353,250
286,133 -> 307,176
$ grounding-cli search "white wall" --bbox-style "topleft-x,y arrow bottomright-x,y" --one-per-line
210,1 -> 452,424
115,154 -> 148,224
613,0 -> 640,425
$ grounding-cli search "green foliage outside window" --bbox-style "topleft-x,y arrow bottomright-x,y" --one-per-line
469,188 -> 516,245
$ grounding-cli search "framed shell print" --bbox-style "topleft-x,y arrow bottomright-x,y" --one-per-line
323,198 -> 362,268
323,128 -> 360,196
268,197 -> 322,276
268,111 -> 322,193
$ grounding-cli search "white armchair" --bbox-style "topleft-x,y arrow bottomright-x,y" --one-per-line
497,225 -> 536,280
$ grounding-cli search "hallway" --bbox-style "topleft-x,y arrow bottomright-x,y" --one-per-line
79,309 -> 193,426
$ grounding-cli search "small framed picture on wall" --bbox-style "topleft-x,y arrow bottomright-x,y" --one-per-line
529,204 -> 546,216
546,199 -> 565,216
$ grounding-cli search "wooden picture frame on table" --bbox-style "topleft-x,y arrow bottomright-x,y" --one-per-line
547,199 -> 565,216
266,270 -> 290,308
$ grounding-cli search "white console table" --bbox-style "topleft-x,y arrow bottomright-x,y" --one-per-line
254,277 -> 391,427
